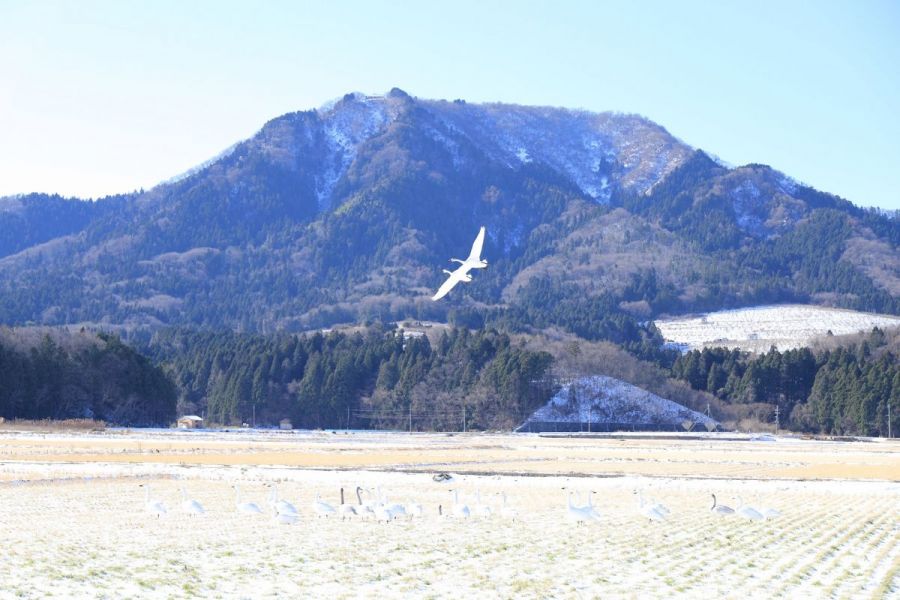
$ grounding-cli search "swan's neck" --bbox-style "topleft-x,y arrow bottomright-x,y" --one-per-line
356,487 -> 363,505
711,494 -> 717,510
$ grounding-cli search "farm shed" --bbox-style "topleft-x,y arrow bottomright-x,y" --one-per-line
177,415 -> 203,429
279,418 -> 293,430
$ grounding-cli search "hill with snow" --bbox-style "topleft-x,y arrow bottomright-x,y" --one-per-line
520,375 -> 717,432
655,304 -> 900,352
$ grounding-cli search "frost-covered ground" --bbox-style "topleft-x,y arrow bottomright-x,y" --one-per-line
0,432 -> 898,599
655,304 -> 900,352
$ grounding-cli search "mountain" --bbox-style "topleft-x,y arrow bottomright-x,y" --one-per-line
0,88 -> 897,339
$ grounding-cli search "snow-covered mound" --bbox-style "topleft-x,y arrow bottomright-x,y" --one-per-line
656,304 -> 900,353
521,376 -> 716,432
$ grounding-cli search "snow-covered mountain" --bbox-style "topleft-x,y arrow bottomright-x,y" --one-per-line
0,88 -> 896,332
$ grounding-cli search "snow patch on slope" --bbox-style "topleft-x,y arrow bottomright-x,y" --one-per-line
315,97 -> 395,210
656,304 -> 900,352
525,375 -> 716,429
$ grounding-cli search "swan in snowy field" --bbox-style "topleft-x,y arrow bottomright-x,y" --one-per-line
355,486 -> 376,519
566,492 -> 600,524
405,500 -> 424,518
451,490 -> 471,519
710,494 -> 734,515
180,486 -> 205,516
273,510 -> 299,525
500,492 -> 519,520
431,226 -> 488,301
473,490 -> 493,518
735,496 -> 764,521
267,485 -> 298,516
376,486 -> 407,520
141,484 -> 167,518
634,490 -> 667,522
312,493 -> 336,518
338,488 -> 357,519
755,496 -> 781,519
233,485 -> 263,515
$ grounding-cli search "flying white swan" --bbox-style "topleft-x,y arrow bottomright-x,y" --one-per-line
180,486 -> 205,516
710,493 -> 734,515
141,484 -> 167,518
431,226 -> 488,301
233,485 -> 263,515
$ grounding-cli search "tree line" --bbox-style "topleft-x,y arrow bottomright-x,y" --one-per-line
0,329 -> 175,425
669,328 -> 900,436
143,325 -> 554,430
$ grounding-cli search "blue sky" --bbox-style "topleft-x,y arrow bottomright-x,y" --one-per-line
1,0 -> 898,209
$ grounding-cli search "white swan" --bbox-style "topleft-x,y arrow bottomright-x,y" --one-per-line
355,486 -> 375,519
735,496 -> 764,521
405,500 -> 424,518
180,486 -> 205,515
566,492 -> 600,524
233,485 -> 263,515
338,488 -> 357,519
268,485 -> 298,516
473,490 -> 493,518
377,486 -> 407,520
312,493 -> 336,518
756,496 -> 781,519
451,490 -> 470,519
634,490 -> 666,521
141,484 -> 167,517
500,492 -> 519,520
710,494 -> 734,515
432,226 -> 488,301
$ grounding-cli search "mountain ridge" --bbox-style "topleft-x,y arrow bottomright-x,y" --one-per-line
0,89 -> 897,336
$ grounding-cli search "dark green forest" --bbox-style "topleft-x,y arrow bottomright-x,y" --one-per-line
143,326 -> 553,430
670,328 -> 900,436
0,329 -> 175,425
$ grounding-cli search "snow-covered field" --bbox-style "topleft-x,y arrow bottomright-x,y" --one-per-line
655,304 -> 900,352
0,431 -> 898,598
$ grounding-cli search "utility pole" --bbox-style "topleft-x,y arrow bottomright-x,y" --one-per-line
347,406 -> 350,431
252,405 -> 256,429
774,405 -> 780,435
409,405 -> 412,434
889,401 -> 892,439
462,405 -> 466,433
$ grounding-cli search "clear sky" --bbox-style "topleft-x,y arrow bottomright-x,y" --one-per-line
1,0 -> 898,209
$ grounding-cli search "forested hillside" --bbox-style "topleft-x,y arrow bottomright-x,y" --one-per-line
0,91 -> 897,334
670,327 -> 900,436
0,328 -> 175,425
143,326 -> 553,430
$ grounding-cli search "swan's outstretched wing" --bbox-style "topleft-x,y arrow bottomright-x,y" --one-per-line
432,269 -> 465,301
466,226 -> 486,262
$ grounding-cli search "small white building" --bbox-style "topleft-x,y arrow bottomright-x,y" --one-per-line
279,418 -> 293,430
177,415 -> 203,429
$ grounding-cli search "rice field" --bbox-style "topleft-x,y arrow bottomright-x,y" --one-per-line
0,430 -> 898,599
